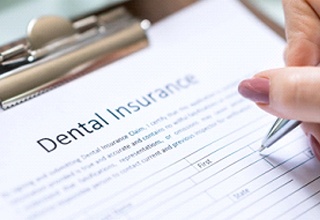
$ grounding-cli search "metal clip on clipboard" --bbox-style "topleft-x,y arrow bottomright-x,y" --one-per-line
0,7 -> 150,110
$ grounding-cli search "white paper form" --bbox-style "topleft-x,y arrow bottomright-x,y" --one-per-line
0,0 -> 320,219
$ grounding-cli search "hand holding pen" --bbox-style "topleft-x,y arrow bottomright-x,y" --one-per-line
238,0 -> 320,160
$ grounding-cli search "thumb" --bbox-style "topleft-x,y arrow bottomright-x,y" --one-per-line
238,67 -> 320,123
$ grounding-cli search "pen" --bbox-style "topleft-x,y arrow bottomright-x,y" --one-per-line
259,118 -> 301,152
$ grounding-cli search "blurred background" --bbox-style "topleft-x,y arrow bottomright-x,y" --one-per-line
247,0 -> 284,27
0,0 -> 283,45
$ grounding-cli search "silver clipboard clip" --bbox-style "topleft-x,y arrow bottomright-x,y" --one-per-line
0,7 -> 150,109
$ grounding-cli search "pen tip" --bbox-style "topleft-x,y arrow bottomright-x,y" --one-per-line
259,145 -> 266,152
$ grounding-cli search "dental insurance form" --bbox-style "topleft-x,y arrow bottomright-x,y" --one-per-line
0,0 -> 320,219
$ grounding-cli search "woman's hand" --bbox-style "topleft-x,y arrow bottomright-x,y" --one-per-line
238,0 -> 320,159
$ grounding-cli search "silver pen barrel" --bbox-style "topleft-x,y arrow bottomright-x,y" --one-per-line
260,118 -> 301,152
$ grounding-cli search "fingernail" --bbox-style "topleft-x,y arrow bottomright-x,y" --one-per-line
238,78 -> 269,104
308,134 -> 320,160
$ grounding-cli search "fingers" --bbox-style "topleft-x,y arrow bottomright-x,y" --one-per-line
301,122 -> 320,160
238,67 -> 320,122
282,0 -> 320,66
239,1 -> 320,160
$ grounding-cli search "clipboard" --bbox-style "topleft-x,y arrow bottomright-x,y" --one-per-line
2,2 -> 316,219
0,0 -> 282,110
0,0 -> 197,110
